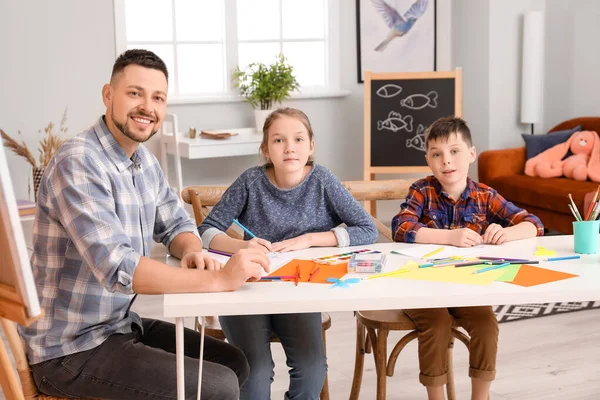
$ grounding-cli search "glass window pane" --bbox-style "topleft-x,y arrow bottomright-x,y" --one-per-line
282,0 -> 325,39
125,0 -> 173,41
283,42 -> 325,87
238,43 -> 280,70
127,44 -> 175,94
175,0 -> 225,41
177,44 -> 224,94
237,0 -> 280,40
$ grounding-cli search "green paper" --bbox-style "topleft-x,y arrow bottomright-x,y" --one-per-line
495,264 -> 522,282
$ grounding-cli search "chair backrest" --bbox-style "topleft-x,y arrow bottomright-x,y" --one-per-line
182,178 -> 411,243
158,113 -> 183,195
0,318 -> 38,400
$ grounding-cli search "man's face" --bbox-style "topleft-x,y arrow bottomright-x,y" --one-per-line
103,64 -> 168,145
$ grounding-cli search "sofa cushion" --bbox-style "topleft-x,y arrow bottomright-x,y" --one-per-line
488,175 -> 598,216
521,124 -> 582,160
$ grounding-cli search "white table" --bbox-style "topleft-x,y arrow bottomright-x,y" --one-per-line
164,235 -> 600,399
158,113 -> 262,194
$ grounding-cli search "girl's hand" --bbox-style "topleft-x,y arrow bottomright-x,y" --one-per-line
482,223 -> 507,245
449,228 -> 482,248
180,252 -> 224,271
246,237 -> 273,253
272,234 -> 312,252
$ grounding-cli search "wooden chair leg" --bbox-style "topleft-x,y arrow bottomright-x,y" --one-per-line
366,327 -> 388,400
349,318 -> 366,400
386,330 -> 418,377
320,326 -> 330,400
446,336 -> 456,400
365,331 -> 372,354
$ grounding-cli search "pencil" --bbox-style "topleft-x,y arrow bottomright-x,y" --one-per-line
259,275 -> 296,280
584,185 -> 600,221
208,248 -> 233,257
472,262 -> 510,274
232,218 -> 257,238
423,247 -> 444,259
308,265 -> 320,281
295,264 -> 300,286
362,268 -> 410,280
545,255 -> 581,262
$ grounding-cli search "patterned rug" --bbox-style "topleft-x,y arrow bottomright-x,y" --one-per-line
493,301 -> 600,323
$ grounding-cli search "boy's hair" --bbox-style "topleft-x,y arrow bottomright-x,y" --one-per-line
425,116 -> 472,150
260,107 -> 315,167
111,49 -> 169,82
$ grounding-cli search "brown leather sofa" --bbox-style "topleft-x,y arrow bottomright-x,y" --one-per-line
478,117 -> 599,234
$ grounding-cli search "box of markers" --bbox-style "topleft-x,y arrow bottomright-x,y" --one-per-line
348,253 -> 386,273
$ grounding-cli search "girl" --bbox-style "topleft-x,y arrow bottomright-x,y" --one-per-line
198,107 -> 378,400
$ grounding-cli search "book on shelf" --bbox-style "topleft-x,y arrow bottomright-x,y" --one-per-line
200,130 -> 239,140
17,199 -> 36,216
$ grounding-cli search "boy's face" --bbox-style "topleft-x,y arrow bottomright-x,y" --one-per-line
425,132 -> 476,189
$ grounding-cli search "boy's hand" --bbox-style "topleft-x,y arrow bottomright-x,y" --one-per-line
180,252 -> 223,271
272,234 -> 312,252
219,249 -> 270,290
449,228 -> 482,247
246,237 -> 272,253
482,223 -> 507,245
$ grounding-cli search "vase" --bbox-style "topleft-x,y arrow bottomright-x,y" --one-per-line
32,166 -> 45,201
253,109 -> 273,133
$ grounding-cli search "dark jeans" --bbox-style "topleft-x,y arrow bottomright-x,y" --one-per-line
31,318 -> 249,400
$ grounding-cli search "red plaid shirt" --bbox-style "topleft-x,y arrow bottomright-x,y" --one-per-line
392,176 -> 544,243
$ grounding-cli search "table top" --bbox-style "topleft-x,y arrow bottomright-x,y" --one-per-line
163,235 -> 600,318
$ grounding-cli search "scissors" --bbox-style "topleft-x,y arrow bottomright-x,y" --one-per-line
326,277 -> 361,288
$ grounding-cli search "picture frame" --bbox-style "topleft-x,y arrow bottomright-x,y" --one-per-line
356,0 -> 437,83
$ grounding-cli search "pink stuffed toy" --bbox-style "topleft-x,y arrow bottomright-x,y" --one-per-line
524,130 -> 600,182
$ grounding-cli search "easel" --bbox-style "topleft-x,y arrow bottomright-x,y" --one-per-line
363,69 -> 463,216
0,145 -> 42,400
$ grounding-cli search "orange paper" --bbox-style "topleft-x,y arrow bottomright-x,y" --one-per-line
509,264 -> 578,287
269,259 -> 348,284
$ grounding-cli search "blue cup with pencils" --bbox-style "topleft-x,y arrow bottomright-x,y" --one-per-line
573,220 -> 600,254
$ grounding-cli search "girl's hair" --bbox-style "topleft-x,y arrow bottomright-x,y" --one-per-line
260,107 -> 315,167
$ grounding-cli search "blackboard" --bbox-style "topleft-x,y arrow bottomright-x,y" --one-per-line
364,69 -> 462,173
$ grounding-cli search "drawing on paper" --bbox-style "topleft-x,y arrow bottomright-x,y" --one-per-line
377,111 -> 413,133
376,84 -> 403,98
400,90 -> 438,110
406,124 -> 426,151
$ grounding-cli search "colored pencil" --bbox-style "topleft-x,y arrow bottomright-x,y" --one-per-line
208,248 -> 233,257
259,275 -> 296,280
472,262 -> 510,274
295,264 -> 300,286
545,255 -> 581,262
423,247 -> 444,259
584,186 -> 600,221
362,268 -> 410,280
232,218 -> 257,238
418,263 -> 435,268
479,256 -> 531,262
308,265 -> 320,281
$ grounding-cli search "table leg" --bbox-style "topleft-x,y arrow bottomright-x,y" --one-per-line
176,317 -> 185,400
197,317 -> 205,400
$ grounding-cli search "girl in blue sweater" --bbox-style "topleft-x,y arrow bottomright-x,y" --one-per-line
198,107 -> 377,400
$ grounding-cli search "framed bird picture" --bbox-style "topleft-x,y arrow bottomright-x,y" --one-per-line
356,0 -> 436,83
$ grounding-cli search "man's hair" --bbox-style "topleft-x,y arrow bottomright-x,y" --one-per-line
425,116 -> 472,150
111,49 -> 168,82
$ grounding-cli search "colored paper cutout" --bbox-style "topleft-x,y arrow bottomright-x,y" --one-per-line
509,264 -> 578,287
269,259 -> 347,284
394,265 -> 504,286
495,264 -> 522,282
534,245 -> 557,257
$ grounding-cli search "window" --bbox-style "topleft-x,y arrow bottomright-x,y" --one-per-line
113,0 -> 342,102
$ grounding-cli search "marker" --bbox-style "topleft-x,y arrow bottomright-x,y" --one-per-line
472,262 -> 511,274
423,247 -> 444,259
232,218 -> 257,238
545,255 -> 581,262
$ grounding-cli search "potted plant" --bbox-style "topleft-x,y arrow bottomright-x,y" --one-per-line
232,53 -> 300,131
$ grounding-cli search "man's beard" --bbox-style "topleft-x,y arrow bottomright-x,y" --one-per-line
111,111 -> 158,143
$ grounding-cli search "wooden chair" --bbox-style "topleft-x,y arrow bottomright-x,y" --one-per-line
181,186 -> 332,399
0,318 -> 89,400
342,179 -> 481,400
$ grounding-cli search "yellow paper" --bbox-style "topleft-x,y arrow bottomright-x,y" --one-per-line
393,265 -> 505,286
534,245 -> 556,257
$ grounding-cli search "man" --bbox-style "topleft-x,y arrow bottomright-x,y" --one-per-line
19,49 -> 270,399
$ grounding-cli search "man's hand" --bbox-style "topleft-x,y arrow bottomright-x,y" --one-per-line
246,237 -> 273,253
272,234 -> 312,252
219,248 -> 271,291
180,252 -> 223,271
449,228 -> 482,247
482,223 -> 507,245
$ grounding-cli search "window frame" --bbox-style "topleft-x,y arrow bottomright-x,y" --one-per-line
113,0 -> 347,104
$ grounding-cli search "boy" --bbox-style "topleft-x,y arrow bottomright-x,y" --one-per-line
392,116 -> 543,400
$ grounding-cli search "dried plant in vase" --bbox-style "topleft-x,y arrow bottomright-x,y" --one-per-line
1,107 -> 69,199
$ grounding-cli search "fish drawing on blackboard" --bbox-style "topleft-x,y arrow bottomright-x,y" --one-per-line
376,84 -> 403,98
406,124 -> 426,152
400,91 -> 438,110
377,111 -> 413,133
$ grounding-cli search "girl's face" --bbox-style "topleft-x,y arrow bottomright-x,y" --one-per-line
262,116 -> 314,173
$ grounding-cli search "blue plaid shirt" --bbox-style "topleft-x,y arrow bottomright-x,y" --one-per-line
19,117 -> 198,364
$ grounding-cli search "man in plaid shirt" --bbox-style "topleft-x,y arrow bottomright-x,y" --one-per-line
19,49 -> 269,399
